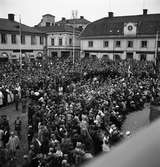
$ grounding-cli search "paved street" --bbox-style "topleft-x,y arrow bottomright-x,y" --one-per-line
122,103 -> 150,135
0,102 -> 28,167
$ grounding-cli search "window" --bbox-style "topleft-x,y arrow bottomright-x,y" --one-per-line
11,34 -> 16,44
127,41 -> 133,48
1,33 -> 7,44
46,22 -> 50,27
157,41 -> 160,48
21,35 -> 25,44
88,41 -> 93,47
69,38 -> 72,45
115,41 -> 121,47
104,41 -> 109,47
31,35 -> 36,45
51,38 -> 54,46
59,38 -> 63,46
141,41 -> 147,48
40,36 -> 44,45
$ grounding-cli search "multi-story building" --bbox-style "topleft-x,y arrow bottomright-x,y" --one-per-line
0,14 -> 46,63
80,10 -> 160,61
36,24 -> 81,59
36,14 -> 83,60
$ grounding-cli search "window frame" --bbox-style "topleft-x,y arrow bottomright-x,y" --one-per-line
31,35 -> 36,45
115,40 -> 121,48
141,40 -> 148,48
21,35 -> 25,45
40,36 -> 44,45
157,41 -> 160,48
127,40 -> 133,48
11,34 -> 16,44
69,38 -> 72,46
1,33 -> 7,44
103,40 -> 109,48
88,41 -> 93,47
51,38 -> 55,46
59,38 -> 63,46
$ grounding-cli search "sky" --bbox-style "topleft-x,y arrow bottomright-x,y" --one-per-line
0,0 -> 160,26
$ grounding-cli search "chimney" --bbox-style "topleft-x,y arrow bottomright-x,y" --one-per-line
80,16 -> 84,19
143,9 -> 148,15
62,17 -> 66,21
108,12 -> 113,18
8,14 -> 15,21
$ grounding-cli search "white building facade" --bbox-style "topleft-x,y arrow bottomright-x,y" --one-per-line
47,31 -> 80,59
80,10 -> 160,62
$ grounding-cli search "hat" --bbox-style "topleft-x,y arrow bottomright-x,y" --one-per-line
126,131 -> 131,136
23,155 -> 28,159
76,142 -> 82,148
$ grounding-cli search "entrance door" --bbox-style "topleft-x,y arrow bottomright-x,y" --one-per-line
114,54 -> 121,61
140,54 -> 146,61
51,52 -> 58,60
61,51 -> 70,60
126,52 -> 133,60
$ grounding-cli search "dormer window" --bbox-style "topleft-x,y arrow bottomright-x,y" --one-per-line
46,22 -> 50,27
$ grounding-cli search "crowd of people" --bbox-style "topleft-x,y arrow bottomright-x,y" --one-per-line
0,57 -> 160,167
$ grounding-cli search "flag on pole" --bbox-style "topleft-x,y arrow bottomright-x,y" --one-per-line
154,31 -> 159,74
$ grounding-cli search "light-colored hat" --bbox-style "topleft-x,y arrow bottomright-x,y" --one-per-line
23,155 -> 28,159
126,131 -> 131,136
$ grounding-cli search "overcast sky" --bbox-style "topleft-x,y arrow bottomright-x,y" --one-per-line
0,0 -> 160,26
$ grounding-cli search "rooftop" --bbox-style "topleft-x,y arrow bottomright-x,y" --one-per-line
35,24 -> 81,34
0,18 -> 45,34
56,17 -> 90,25
80,12 -> 160,38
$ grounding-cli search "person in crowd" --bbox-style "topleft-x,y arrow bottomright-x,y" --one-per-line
14,91 -> 19,111
7,131 -> 20,160
0,58 -> 159,166
14,116 -> 22,139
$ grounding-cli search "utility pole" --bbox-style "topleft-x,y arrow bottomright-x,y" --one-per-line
154,31 -> 159,75
19,15 -> 22,69
155,31 -> 159,65
72,10 -> 78,66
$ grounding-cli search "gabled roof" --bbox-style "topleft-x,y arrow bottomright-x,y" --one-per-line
0,18 -> 44,34
80,13 -> 160,38
42,14 -> 55,17
56,17 -> 90,25
35,24 -> 81,34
